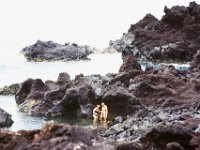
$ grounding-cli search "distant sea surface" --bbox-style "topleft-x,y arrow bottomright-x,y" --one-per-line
0,38 -> 122,87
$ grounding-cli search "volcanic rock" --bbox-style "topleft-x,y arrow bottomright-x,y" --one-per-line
0,83 -> 20,95
21,40 -> 93,62
110,2 -> 200,63
0,107 -> 13,128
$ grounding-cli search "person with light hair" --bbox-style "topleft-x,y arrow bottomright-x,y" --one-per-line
100,103 -> 108,121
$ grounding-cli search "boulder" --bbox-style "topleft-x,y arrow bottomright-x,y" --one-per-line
15,78 -> 34,105
101,83 -> 142,116
21,40 -> 93,62
0,107 -> 13,128
15,78 -> 49,114
46,85 -> 96,118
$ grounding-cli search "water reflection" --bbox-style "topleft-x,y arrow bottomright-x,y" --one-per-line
93,119 -> 108,129
0,96 -> 109,131
0,96 -> 95,131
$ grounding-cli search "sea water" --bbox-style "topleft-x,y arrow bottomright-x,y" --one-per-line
0,38 -> 123,131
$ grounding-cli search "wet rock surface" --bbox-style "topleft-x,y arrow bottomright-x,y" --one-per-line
0,107 -> 13,127
21,40 -> 93,62
110,1 -> 200,63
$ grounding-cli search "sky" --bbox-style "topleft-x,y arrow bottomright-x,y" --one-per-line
0,0 -> 199,49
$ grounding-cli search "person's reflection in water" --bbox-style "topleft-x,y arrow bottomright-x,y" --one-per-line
93,119 -> 98,128
100,120 -> 108,129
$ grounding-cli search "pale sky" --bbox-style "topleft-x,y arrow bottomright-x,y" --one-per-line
0,0 -> 199,49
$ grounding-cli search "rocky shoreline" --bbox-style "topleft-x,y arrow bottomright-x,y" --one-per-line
0,1 -> 200,150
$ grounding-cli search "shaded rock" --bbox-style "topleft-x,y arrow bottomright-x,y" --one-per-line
116,142 -> 142,150
15,73 -> 100,118
102,84 -> 141,116
15,78 -> 49,114
141,124 -> 200,150
15,69 -> 144,119
0,83 -> 20,95
21,40 -> 93,62
47,85 -> 95,118
0,107 -> 13,127
119,55 -> 142,73
0,122 -> 97,150
15,78 -> 34,105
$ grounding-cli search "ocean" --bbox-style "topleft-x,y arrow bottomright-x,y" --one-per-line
0,37 -> 122,131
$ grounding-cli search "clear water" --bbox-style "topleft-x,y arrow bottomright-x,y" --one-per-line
0,96 -> 95,131
0,37 -> 190,131
0,95 -> 46,131
0,38 -> 122,131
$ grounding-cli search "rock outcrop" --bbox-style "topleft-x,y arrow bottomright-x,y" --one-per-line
15,68 -> 143,118
21,40 -> 93,62
110,1 -> 200,63
0,107 -> 13,128
0,84 -> 20,95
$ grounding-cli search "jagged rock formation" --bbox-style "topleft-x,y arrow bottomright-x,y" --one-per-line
109,1 -> 200,63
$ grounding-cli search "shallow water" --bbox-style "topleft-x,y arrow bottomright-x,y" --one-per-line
0,52 -> 122,131
0,96 -> 95,131
0,96 -> 46,131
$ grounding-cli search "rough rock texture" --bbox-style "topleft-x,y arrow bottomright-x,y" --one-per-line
0,107 -> 13,127
0,122 -> 113,150
9,2 -> 200,150
132,67 -> 200,108
21,40 -> 93,62
190,49 -> 200,70
110,1 -> 200,62
0,84 -> 20,95
141,124 -> 200,150
15,69 -> 143,119
119,56 -> 142,73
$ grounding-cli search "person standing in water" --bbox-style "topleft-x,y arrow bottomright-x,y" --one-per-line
100,103 -> 108,121
93,105 -> 101,121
